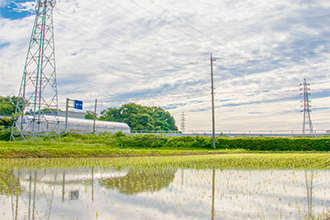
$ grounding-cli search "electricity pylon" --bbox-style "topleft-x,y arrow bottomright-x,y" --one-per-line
300,78 -> 313,134
11,0 -> 60,141
180,112 -> 186,133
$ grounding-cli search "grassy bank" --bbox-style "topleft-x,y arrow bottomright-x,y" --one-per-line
0,141 -> 249,158
0,132 -> 329,158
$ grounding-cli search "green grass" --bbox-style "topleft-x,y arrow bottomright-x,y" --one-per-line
1,132 -> 329,158
0,140 -> 248,158
0,153 -> 329,170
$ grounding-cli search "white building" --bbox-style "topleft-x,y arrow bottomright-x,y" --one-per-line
16,115 -> 130,133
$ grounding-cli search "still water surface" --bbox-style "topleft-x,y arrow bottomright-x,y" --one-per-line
0,162 -> 329,219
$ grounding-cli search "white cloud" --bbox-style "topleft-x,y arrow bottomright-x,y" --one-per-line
0,0 -> 329,132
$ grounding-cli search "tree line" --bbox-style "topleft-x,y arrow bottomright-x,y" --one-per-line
0,96 -> 178,131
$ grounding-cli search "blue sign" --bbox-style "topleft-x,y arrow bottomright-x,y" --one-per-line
74,100 -> 83,110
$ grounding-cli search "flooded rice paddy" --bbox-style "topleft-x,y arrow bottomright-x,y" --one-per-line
0,155 -> 329,219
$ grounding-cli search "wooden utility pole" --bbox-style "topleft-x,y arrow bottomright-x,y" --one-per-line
210,54 -> 216,149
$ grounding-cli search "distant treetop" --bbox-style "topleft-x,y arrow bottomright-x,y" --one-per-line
99,103 -> 178,131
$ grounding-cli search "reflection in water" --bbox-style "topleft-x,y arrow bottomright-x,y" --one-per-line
0,170 -> 22,195
91,167 -> 94,202
62,171 -> 65,202
32,172 -> 36,220
0,167 -> 329,220
305,170 -> 313,220
211,167 -> 215,220
99,167 -> 177,195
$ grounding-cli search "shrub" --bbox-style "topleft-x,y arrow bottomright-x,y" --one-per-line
42,132 -> 330,151
0,126 -> 11,141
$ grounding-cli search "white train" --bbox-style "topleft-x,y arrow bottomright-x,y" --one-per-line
16,115 -> 130,133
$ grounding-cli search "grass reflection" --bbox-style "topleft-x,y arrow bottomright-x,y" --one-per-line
0,154 -> 329,219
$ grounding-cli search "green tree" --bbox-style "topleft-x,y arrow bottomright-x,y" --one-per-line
0,95 -> 26,115
0,96 -> 17,115
99,103 -> 178,131
0,117 -> 12,126
85,110 -> 96,120
99,107 -> 121,121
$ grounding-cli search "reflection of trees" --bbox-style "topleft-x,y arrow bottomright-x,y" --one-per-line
99,167 -> 177,195
0,169 -> 23,195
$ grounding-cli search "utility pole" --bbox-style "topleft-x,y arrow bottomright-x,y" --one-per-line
65,98 -> 83,133
300,78 -> 313,134
11,0 -> 59,141
65,98 -> 69,133
93,99 -> 97,132
210,54 -> 216,149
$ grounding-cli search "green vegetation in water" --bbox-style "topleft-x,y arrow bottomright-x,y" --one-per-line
0,140 -> 246,158
0,154 -> 329,170
1,164 -> 329,220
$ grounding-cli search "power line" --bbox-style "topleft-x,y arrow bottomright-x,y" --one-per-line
63,0 -> 203,59
211,49 -> 330,60
54,20 -> 156,68
166,0 -> 251,57
6,0 -> 330,61
149,0 -> 249,60
165,1 -> 330,60
80,0 -> 206,58
77,88 -> 330,105
54,8 -> 183,69
101,0 -> 316,61
53,21 -> 208,78
128,0 -> 212,51
38,2 -> 330,61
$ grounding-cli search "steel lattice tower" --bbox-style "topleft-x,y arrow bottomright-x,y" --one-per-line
11,0 -> 59,141
300,78 -> 313,134
180,112 -> 186,133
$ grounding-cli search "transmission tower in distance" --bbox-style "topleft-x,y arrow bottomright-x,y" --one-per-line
300,78 -> 313,134
180,112 -> 186,133
11,0 -> 60,141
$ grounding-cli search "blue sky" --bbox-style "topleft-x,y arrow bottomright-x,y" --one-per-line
0,0 -> 34,20
0,0 -> 329,132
